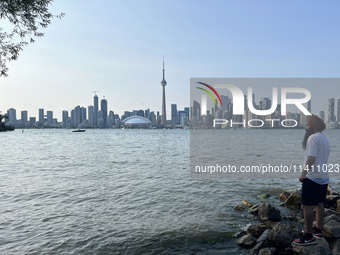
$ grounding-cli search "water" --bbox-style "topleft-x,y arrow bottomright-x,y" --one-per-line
1,129 -> 339,254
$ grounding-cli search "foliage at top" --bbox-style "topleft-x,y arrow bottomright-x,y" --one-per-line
0,0 -> 64,77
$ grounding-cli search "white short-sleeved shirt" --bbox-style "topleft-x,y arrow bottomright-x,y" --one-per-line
304,132 -> 330,185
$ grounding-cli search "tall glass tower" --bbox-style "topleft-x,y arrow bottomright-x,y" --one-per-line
101,98 -> 107,126
94,95 -> 98,126
161,57 -> 167,127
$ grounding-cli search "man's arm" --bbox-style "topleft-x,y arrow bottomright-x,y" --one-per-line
299,156 -> 316,182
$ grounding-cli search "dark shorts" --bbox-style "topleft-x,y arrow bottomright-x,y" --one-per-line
301,178 -> 328,206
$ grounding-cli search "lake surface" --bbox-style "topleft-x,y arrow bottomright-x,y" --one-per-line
1,129 -> 339,254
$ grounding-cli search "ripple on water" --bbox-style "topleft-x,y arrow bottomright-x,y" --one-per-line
1,129 -> 340,254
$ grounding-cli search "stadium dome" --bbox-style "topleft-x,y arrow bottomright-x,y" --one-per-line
122,116 -> 151,126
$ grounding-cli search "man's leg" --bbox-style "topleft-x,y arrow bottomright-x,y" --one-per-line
315,202 -> 324,230
303,205 -> 314,234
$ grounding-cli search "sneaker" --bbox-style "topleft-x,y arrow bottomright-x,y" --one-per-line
293,234 -> 316,246
302,227 -> 323,239
312,227 -> 323,239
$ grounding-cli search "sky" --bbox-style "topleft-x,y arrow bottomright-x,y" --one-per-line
1,0 -> 340,121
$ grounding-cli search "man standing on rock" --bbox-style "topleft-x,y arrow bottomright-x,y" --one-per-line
293,114 -> 330,246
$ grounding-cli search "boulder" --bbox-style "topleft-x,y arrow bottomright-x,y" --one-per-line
247,224 -> 267,238
337,199 -> 340,213
286,190 -> 301,207
267,224 -> 295,248
323,219 -> 340,238
250,204 -> 260,215
237,234 -> 257,249
279,191 -> 291,202
330,239 -> 340,254
234,205 -> 244,211
292,239 -> 332,255
249,241 -> 265,255
242,200 -> 253,207
325,195 -> 339,208
258,193 -> 271,199
256,229 -> 270,243
324,214 -> 340,224
258,247 -> 276,255
324,208 -> 339,217
257,203 -> 281,222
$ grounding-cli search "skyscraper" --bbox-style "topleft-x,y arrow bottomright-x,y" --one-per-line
171,104 -> 177,126
192,100 -> 201,121
62,110 -> 68,124
220,95 -> 229,112
319,111 -> 325,122
88,106 -> 94,126
178,110 -> 187,125
328,98 -> 335,122
261,98 -> 271,110
94,95 -> 98,126
81,107 -> 86,122
161,58 -> 167,126
47,111 -> 53,124
21,110 -> 28,124
74,106 -> 81,126
145,109 -> 150,120
101,98 -> 107,126
7,108 -> 16,124
184,107 -> 189,119
39,109 -> 44,123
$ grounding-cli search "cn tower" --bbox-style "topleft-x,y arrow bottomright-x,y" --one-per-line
161,57 -> 167,126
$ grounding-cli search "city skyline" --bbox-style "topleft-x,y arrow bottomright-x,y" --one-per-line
4,93 -> 339,129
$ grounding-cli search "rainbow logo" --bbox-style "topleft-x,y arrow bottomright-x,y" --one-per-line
196,82 -> 222,107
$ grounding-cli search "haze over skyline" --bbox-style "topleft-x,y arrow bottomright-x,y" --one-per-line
1,0 -> 340,120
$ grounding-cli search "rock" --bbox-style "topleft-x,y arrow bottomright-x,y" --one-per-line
327,186 -> 333,195
284,247 -> 293,254
258,193 -> 271,199
247,224 -> 267,238
324,214 -> 340,224
326,195 -> 339,208
324,208 -> 339,217
323,219 -> 340,238
258,247 -> 276,255
286,190 -> 301,207
249,241 -> 265,255
242,200 -> 253,207
257,229 -> 270,243
237,234 -> 257,249
257,203 -> 281,222
326,195 -> 339,201
234,205 -> 244,211
293,214 -> 305,224
337,200 -> 340,213
280,191 -> 291,202
292,239 -> 331,255
267,224 -> 295,248
263,220 -> 279,228
293,223 -> 305,233
278,202 -> 286,206
250,204 -> 260,215
330,239 -> 340,253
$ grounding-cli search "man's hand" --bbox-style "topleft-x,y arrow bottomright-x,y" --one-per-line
299,175 -> 305,182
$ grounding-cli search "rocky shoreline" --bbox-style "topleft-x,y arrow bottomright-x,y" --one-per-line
235,188 -> 340,255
